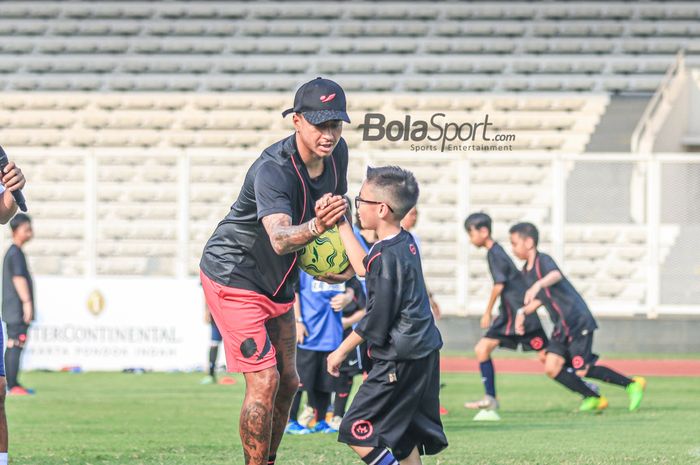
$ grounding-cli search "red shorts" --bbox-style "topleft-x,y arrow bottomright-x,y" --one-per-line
200,271 -> 293,373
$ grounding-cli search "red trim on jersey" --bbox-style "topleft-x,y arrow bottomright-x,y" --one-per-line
504,300 -> 513,335
366,252 -> 382,273
330,153 -> 338,191
535,255 -> 570,338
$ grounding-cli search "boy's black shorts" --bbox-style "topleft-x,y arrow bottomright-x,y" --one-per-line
338,350 -> 448,461
484,327 -> 549,352
296,347 -> 334,393
485,307 -> 548,352
6,323 -> 29,342
546,329 -> 599,370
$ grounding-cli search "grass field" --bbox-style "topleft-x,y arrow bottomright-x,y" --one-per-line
6,370 -> 700,465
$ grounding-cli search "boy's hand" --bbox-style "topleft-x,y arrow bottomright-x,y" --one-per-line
331,288 -> 354,311
524,282 -> 542,305
480,313 -> 491,329
296,321 -> 308,345
23,301 -> 33,324
515,310 -> 526,335
429,295 -> 441,320
316,264 -> 355,284
327,350 -> 347,377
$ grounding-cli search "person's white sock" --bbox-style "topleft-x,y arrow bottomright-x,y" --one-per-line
0,451 -> 8,465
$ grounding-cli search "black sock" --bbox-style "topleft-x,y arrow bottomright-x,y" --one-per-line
362,448 -> 399,465
333,376 -> 353,417
208,345 -> 219,377
5,346 -> 22,389
479,359 -> 496,398
586,365 -> 632,388
289,391 -> 302,422
554,368 -> 599,398
306,389 -> 317,418
314,390 -> 331,422
267,453 -> 276,465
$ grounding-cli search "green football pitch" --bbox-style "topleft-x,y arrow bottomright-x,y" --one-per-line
6,371 -> 700,465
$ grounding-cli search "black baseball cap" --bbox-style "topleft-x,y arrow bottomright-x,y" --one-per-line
282,77 -> 351,125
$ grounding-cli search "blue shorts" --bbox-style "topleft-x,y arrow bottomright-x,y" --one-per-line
211,320 -> 222,343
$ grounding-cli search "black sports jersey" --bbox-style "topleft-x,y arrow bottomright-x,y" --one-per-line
522,252 -> 598,339
2,244 -> 34,325
487,242 -> 542,335
200,134 -> 348,303
355,229 -> 443,361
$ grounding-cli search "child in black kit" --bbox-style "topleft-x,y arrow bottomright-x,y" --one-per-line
327,166 -> 447,465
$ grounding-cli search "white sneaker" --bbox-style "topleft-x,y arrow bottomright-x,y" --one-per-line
464,395 -> 499,410
298,405 -> 314,427
328,415 -> 343,430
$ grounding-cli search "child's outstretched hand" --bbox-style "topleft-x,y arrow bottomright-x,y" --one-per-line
524,282 -> 541,305
515,310 -> 526,336
480,313 -> 491,329
327,350 -> 346,377
316,264 -> 355,284
330,288 -> 354,310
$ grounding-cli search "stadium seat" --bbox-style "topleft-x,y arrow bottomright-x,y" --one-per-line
583,228 -> 620,244
595,282 -> 625,298
121,4 -> 152,19
33,221 -> 84,240
422,261 -> 457,278
568,261 -> 600,280
3,40 -> 36,54
97,257 -> 149,275
617,248 -> 646,261
625,229 -> 647,245
470,190 -> 502,205
468,260 -> 489,281
559,24 -> 592,37
608,263 -> 637,280
190,185 -> 233,203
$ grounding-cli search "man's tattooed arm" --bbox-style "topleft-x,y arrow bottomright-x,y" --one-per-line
261,213 -> 316,255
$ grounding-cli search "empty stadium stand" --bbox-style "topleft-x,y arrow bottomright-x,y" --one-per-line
0,2 -> 697,93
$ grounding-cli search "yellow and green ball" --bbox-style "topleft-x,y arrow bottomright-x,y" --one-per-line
298,226 -> 349,276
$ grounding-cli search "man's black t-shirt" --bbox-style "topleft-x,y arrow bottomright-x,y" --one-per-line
200,134 -> 348,303
2,244 -> 33,325
355,229 -> 443,361
487,242 -> 542,335
522,252 -> 598,339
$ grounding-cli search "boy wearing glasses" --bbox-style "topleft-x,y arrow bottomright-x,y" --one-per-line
327,166 -> 447,465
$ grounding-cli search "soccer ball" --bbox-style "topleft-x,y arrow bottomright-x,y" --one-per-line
298,226 -> 349,276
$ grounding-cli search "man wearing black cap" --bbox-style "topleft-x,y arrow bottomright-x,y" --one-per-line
200,77 -> 354,465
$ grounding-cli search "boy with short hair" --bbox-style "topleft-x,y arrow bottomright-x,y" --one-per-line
510,222 -> 646,412
328,166 -> 447,465
3,213 -> 34,397
462,213 -> 549,420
